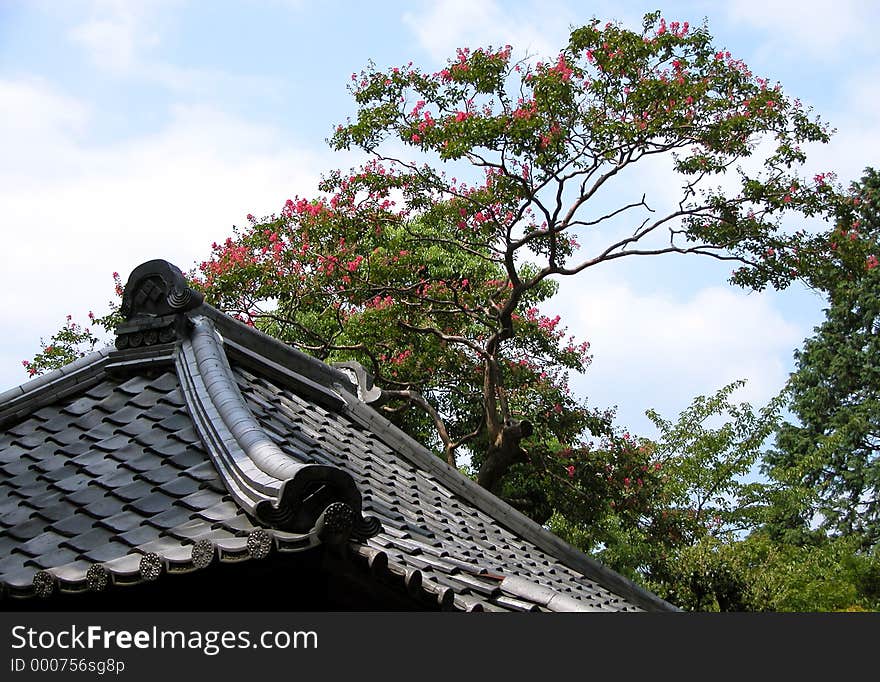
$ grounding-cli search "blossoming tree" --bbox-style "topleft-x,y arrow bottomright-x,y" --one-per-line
26,13 -> 859,546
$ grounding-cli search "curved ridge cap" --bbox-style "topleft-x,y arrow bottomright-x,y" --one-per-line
186,316 -> 380,537
194,304 -> 357,394
189,315 -> 307,482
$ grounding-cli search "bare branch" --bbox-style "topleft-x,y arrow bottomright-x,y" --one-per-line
382,388 -> 457,466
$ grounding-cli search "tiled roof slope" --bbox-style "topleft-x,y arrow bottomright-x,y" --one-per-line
0,259 -> 676,612
0,371 -> 281,596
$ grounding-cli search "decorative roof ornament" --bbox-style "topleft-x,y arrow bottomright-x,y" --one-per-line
115,259 -> 204,350
315,501 -> 355,546
246,529 -> 273,559
191,540 -> 215,570
333,361 -> 387,405
139,553 -> 163,581
32,570 -> 55,598
179,316 -> 383,541
86,564 -> 109,592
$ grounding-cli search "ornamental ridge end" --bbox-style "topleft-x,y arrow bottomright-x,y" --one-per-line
114,259 -> 204,350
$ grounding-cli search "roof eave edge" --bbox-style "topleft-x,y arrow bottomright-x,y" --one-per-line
339,393 -> 679,612
0,347 -> 113,428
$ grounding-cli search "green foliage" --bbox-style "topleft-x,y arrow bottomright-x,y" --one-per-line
767,168 -> 880,546
23,316 -> 102,378
551,381 -> 783,583
651,533 -> 880,612
646,380 -> 783,540
334,12 -> 843,294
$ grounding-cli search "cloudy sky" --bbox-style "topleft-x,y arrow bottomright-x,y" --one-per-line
2,0 -> 878,436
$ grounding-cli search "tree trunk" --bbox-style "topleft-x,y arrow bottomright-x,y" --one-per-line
476,420 -> 532,493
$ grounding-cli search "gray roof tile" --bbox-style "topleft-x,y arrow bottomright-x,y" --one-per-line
61,526 -> 118,553
0,553 -> 30,576
82,495 -> 125,520
118,453 -> 161,473
63,396 -> 101,416
177,489 -> 224,511
181,461 -> 220,482
51,472 -> 93,494
93,434 -> 135,452
0,292 -> 674,611
34,500 -> 77,523
1,459 -> 34,477
157,476 -> 201,498
78,541 -> 130,564
113,480 -> 154,502
139,466 -> 181,486
194,500 -> 240,522
70,411 -> 108,432
103,405 -> 147,427
39,414 -> 78,434
66,485 -> 108,507
164,518 -> 216,540
117,525 -> 163,547
18,530 -> 67,558
145,506 -> 195,530
6,518 -> 46,540
96,510 -> 146,533
93,469 -> 139,491
50,513 -> 96,537
127,490 -> 175,516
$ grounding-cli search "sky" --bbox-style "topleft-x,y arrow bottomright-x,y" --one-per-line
1,0 -> 878,438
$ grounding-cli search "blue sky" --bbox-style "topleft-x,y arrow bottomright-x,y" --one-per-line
2,0 -> 879,437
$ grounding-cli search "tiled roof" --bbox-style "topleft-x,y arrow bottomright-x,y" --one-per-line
0,259 -> 676,611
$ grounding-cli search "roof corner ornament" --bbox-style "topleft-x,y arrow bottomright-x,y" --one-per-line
333,361 -> 387,405
115,259 -> 205,350
252,470 -> 382,541
315,501 -> 355,546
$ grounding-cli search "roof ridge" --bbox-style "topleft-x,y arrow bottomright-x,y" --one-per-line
196,304 -> 358,397
336,391 -> 679,612
176,315 -> 380,541
0,347 -> 113,428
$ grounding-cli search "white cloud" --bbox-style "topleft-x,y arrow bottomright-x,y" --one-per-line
801,65 -> 880,187
724,0 -> 878,58
63,1 -> 285,101
402,0 -> 576,63
69,18 -> 151,72
553,269 -> 812,435
0,78 -> 336,391
67,0 -> 173,72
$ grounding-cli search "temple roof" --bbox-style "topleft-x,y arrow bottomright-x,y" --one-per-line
0,259 -> 675,612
